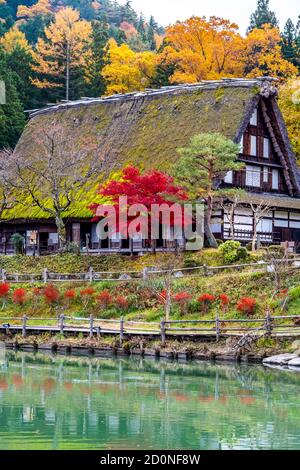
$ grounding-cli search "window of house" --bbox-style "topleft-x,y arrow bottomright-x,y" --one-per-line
263,138 -> 270,158
272,169 -> 279,190
246,165 -> 260,187
239,135 -> 244,153
224,170 -> 233,184
257,218 -> 273,233
250,108 -> 258,126
250,135 -> 257,156
263,166 -> 269,183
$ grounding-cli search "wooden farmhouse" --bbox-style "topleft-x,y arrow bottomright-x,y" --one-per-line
1,77 -> 300,255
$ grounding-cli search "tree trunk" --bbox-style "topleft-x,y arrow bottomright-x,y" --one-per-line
205,195 -> 218,248
165,277 -> 171,322
66,40 -> 70,101
55,215 -> 67,250
252,223 -> 257,252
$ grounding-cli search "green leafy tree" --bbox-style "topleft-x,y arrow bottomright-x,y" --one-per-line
247,0 -> 278,33
174,133 -> 243,248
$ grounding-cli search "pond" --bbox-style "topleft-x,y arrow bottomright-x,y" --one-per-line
0,349 -> 300,450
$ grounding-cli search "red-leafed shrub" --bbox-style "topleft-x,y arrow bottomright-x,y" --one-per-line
115,295 -> 129,312
80,288 -> 95,297
173,292 -> 192,315
96,290 -> 112,309
44,284 -> 60,305
219,294 -> 230,312
198,293 -> 215,313
64,289 -> 76,306
236,297 -> 257,316
13,288 -> 26,305
64,289 -> 76,300
0,283 -> 10,298
80,287 -> 95,308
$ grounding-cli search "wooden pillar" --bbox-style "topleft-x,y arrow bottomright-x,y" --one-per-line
60,314 -> 65,336
120,317 -> 124,346
160,320 -> 166,345
72,222 -> 81,245
89,315 -> 94,339
22,315 -> 27,338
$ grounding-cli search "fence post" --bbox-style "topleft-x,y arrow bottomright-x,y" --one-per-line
59,314 -> 65,336
22,315 -> 27,338
42,268 -> 48,283
88,267 -> 94,283
142,267 -> 149,281
265,308 -> 272,337
215,312 -> 221,342
120,317 -> 124,346
1,269 -> 6,282
89,315 -> 94,339
203,264 -> 208,277
160,320 -> 166,345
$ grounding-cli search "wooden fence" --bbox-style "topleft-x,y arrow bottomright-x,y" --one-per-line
1,257 -> 300,283
1,312 -> 300,342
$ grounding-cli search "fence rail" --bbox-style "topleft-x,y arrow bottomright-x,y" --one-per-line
1,312 -> 300,342
1,257 -> 300,283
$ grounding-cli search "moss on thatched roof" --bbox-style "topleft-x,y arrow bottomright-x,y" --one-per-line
2,78 -> 281,221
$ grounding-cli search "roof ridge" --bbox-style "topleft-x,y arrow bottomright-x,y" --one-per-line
27,77 -> 277,119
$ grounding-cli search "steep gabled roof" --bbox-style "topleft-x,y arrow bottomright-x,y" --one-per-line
3,77 -> 300,220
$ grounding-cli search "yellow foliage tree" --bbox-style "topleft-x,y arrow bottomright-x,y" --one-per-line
244,24 -> 298,79
17,0 -> 52,19
102,39 -> 157,95
32,7 -> 92,100
279,79 -> 300,161
0,25 -> 32,54
160,16 -> 245,83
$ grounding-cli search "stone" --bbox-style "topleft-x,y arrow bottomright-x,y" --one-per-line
288,358 -> 300,367
291,340 -> 300,351
263,353 -> 298,365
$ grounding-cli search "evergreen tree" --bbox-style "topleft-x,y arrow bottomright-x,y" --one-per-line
147,16 -> 157,51
0,49 -> 25,148
281,19 -> 298,67
248,0 -> 278,33
85,20 -> 108,96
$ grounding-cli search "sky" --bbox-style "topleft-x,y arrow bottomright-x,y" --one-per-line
121,0 -> 300,35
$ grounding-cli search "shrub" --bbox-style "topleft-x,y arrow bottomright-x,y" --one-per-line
219,293 -> 230,312
218,240 -> 247,264
0,283 -> 10,298
64,289 -> 76,300
96,290 -> 113,309
0,282 -> 10,308
198,293 -> 215,313
173,292 -> 192,315
80,287 -> 95,308
236,297 -> 257,316
10,233 -> 24,255
44,284 -> 60,305
64,289 -> 76,306
13,288 -> 26,305
289,286 -> 300,301
115,295 -> 129,312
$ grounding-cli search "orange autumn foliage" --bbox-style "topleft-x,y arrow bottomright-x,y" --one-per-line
244,24 -> 297,80
161,16 -> 245,83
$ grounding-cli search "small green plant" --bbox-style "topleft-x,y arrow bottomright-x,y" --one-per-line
218,240 -> 248,264
10,233 -> 25,255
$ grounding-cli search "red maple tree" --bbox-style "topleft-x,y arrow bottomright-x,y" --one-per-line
90,165 -> 189,249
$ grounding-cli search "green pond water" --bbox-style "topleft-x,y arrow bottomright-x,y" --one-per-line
0,349 -> 300,450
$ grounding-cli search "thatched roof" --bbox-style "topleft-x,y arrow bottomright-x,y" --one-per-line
3,77 -> 299,221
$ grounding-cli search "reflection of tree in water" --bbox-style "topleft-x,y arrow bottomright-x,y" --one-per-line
0,351 -> 300,449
